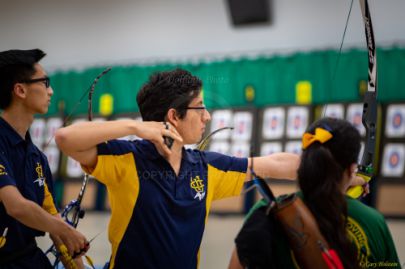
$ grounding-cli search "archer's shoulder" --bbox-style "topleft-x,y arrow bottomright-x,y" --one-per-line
347,197 -> 386,224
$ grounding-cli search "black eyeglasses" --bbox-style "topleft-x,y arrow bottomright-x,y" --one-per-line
185,106 -> 207,116
186,106 -> 206,110
20,77 -> 51,88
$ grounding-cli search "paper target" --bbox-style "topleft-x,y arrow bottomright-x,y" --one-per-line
385,104 -> 405,138
30,118 -> 46,149
346,104 -> 366,137
232,112 -> 253,141
45,118 -> 63,146
286,107 -> 309,139
262,107 -> 285,140
323,104 -> 345,119
284,141 -> 302,155
209,141 -> 230,155
231,142 -> 250,158
43,146 -> 60,175
381,143 -> 405,178
66,156 -> 85,178
260,142 -> 283,156
210,110 -> 233,140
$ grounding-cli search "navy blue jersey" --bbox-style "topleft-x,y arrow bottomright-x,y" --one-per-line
0,117 -> 57,256
85,139 -> 247,269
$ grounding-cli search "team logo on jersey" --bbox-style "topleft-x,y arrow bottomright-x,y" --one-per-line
33,163 -> 45,187
347,216 -> 370,265
190,176 -> 205,201
289,217 -> 372,268
0,164 -> 7,176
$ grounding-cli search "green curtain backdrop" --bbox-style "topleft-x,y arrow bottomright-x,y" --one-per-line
47,47 -> 405,116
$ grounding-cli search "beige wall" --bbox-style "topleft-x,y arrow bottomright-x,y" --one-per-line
1,0 -> 404,70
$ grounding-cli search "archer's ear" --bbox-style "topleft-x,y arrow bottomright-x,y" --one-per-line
13,83 -> 27,98
166,108 -> 180,127
13,83 -> 27,99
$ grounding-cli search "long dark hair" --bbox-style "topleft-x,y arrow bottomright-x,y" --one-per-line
298,117 -> 361,269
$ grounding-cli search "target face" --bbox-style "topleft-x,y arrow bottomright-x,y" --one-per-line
260,142 -> 282,156
210,110 -> 233,140
262,107 -> 285,139
232,112 -> 253,141
45,118 -> 63,146
385,104 -> 405,138
284,141 -> 302,155
66,156 -> 84,178
231,142 -> 250,158
346,104 -> 366,137
381,143 -> 405,177
209,141 -> 230,155
323,104 -> 344,119
43,146 -> 60,175
286,107 -> 309,139
30,119 -> 46,149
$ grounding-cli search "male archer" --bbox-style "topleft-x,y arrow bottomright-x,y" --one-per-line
0,49 -> 87,268
56,68 -> 300,268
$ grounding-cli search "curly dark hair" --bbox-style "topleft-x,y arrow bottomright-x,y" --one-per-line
298,117 -> 361,269
0,49 -> 46,109
136,69 -> 202,121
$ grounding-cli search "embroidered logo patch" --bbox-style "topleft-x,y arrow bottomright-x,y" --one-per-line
190,176 -> 205,201
347,216 -> 370,264
0,164 -> 7,176
33,162 -> 45,187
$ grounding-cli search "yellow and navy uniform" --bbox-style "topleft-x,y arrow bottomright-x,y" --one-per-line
0,117 -> 57,268
85,139 -> 247,269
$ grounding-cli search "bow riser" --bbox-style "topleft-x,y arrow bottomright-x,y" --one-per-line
347,0 -> 378,198
360,91 -> 377,169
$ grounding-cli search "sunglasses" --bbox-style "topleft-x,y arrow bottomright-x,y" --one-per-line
20,77 -> 51,88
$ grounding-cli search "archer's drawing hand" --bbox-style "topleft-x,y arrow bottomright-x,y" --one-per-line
136,121 -> 183,155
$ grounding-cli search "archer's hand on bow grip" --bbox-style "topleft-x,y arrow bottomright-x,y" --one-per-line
347,171 -> 371,199
59,244 -> 78,269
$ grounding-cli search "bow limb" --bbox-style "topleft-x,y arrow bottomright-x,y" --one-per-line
66,67 -> 112,228
47,68 -> 112,269
196,126 -> 234,150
